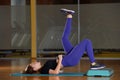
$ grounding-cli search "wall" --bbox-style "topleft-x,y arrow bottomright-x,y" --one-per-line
80,3 -> 120,49
0,3 -> 120,50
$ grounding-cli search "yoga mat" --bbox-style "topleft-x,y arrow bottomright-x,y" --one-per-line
11,72 -> 85,76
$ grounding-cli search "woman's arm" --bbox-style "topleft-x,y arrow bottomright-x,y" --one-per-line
49,55 -> 63,74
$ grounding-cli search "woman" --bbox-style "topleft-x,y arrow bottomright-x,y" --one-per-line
23,8 -> 105,74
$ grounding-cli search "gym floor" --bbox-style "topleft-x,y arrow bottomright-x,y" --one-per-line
0,58 -> 120,80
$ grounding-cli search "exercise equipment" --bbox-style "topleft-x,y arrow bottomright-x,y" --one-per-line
87,77 -> 110,80
11,72 -> 85,76
87,68 -> 113,77
11,68 -> 114,77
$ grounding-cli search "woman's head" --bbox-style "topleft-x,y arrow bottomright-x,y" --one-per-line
23,61 -> 42,74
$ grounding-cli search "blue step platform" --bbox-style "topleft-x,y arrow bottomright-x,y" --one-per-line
87,68 -> 113,77
87,77 -> 110,80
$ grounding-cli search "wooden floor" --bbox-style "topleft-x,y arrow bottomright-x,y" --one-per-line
0,58 -> 120,80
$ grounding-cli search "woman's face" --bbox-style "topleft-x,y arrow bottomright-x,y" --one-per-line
30,61 -> 41,71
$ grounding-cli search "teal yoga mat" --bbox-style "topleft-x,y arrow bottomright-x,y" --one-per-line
11,72 -> 85,76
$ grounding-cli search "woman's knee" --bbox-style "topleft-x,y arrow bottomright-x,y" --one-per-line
78,38 -> 92,45
83,39 -> 92,43
81,38 -> 91,43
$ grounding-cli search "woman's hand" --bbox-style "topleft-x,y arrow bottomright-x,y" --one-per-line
49,55 -> 63,74
58,55 -> 63,61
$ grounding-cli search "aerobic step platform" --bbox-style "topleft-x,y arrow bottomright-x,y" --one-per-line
87,77 -> 110,80
87,68 -> 113,77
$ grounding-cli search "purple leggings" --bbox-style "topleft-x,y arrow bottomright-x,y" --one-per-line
62,18 -> 95,67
